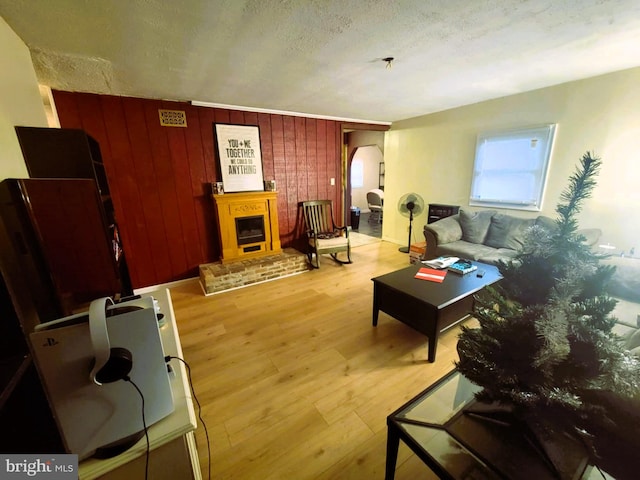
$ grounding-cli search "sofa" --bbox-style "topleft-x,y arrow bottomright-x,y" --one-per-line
422,209 -> 602,265
424,209 -> 640,354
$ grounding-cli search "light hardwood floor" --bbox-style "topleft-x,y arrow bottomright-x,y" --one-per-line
169,241 -> 471,479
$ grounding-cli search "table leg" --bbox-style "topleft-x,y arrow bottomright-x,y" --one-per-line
385,425 -> 400,480
372,284 -> 379,326
427,333 -> 437,363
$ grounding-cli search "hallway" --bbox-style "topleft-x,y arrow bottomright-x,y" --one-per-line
353,211 -> 382,238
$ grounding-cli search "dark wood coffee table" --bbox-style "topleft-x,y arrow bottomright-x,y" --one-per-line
371,261 -> 501,362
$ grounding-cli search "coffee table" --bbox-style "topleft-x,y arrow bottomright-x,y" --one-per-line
371,261 -> 501,362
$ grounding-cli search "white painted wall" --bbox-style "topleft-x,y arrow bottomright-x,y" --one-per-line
350,145 -> 383,212
0,16 -> 47,180
383,67 -> 640,253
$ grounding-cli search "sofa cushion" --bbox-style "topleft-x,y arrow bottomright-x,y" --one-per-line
459,209 -> 496,244
485,214 -> 535,250
476,248 -> 520,266
426,215 -> 463,244
535,215 -> 558,233
437,240 -> 501,263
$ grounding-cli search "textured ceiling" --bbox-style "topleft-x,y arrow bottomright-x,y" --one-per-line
2,0 -> 640,122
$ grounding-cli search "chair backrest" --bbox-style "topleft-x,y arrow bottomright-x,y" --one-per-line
302,200 -> 336,234
367,189 -> 384,208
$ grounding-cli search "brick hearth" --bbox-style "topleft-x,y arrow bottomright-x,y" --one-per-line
199,248 -> 310,294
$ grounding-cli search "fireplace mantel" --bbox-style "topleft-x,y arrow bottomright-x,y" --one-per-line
212,191 -> 281,263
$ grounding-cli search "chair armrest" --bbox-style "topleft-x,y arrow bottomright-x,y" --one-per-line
423,216 -> 462,258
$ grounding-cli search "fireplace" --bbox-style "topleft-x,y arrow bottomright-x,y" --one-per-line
235,215 -> 265,245
212,191 -> 281,263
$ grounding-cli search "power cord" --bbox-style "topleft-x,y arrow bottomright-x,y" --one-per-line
124,376 -> 150,480
166,355 -> 211,480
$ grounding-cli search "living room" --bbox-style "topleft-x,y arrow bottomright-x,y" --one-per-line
2,2 -> 640,478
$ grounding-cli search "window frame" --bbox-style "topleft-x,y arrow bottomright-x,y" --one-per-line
469,124 -> 557,212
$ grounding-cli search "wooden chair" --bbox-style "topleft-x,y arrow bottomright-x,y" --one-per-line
301,200 -> 352,268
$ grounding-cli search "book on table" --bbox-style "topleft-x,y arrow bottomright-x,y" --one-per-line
447,259 -> 478,275
414,267 -> 447,283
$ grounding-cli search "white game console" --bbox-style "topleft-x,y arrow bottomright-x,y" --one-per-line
30,296 -> 175,460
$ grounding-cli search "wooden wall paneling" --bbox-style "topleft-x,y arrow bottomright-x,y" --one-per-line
257,113 -> 274,182
315,120 -> 328,203
142,100 -> 189,280
53,91 -> 376,288
196,107 -> 219,262
269,115 -> 290,242
305,119 -> 318,201
50,91 -> 83,129
229,110 -> 244,125
197,108 -> 217,182
164,118 -> 202,279
282,116 -> 298,240
73,94 -> 122,213
98,95 -> 150,288
182,103 -> 210,267
75,93 -> 107,140
294,117 -> 308,205
326,121 -> 340,217
243,111 -> 258,128
122,98 -> 171,286
213,108 -> 231,127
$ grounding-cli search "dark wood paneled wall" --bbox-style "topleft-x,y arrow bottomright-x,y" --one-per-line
52,91 -> 380,289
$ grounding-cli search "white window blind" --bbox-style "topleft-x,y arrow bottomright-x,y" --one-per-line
469,124 -> 556,211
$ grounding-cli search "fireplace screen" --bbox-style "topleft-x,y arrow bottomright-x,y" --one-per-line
235,215 -> 266,245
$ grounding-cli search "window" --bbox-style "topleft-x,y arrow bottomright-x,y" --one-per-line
351,158 -> 364,188
469,124 -> 556,211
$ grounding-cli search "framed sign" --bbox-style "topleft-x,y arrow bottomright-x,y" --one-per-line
214,124 -> 264,192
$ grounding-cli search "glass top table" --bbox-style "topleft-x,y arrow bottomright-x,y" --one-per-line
385,369 -> 624,480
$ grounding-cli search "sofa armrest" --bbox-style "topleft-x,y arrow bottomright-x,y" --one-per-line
576,228 -> 602,247
423,215 -> 463,259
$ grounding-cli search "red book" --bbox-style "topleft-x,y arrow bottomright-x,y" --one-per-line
415,267 -> 447,283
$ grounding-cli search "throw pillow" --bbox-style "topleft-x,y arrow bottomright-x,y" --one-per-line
535,215 -> 558,234
485,214 -> 535,250
459,209 -> 496,244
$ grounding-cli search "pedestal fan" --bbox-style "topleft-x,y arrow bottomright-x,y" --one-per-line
397,192 -> 425,253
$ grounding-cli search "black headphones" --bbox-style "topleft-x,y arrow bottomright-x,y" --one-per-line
89,297 -> 133,385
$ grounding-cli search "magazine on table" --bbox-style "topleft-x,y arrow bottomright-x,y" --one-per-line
422,256 -> 459,269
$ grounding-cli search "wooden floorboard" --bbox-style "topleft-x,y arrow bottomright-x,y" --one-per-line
169,240 -> 472,479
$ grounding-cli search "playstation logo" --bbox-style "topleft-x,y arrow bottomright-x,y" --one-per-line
42,337 -> 59,347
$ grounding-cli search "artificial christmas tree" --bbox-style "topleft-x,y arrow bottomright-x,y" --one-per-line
456,152 -> 640,476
